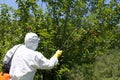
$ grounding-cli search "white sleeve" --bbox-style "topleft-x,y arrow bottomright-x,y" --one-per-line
34,52 -> 58,69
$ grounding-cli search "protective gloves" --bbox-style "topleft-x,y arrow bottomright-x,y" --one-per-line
53,50 -> 62,58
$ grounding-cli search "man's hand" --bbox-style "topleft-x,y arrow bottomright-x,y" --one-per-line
53,50 -> 62,58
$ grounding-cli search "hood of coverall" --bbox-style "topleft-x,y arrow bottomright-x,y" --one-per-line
24,32 -> 40,50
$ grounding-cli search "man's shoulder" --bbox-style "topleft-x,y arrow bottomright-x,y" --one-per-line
13,44 -> 22,48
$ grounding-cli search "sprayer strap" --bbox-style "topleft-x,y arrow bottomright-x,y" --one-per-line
8,44 -> 21,64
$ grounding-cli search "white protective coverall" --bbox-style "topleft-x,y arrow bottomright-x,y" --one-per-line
3,32 -> 61,80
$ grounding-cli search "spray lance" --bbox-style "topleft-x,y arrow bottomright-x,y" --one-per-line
61,28 -> 78,49
55,27 -> 79,70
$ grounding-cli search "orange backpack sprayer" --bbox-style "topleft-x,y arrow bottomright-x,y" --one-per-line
0,72 -> 10,80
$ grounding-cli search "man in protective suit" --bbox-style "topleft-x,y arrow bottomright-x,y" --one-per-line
3,32 -> 62,80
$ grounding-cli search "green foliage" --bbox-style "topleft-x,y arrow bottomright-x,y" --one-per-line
94,49 -> 120,80
67,64 -> 94,80
66,49 -> 120,80
0,0 -> 120,80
